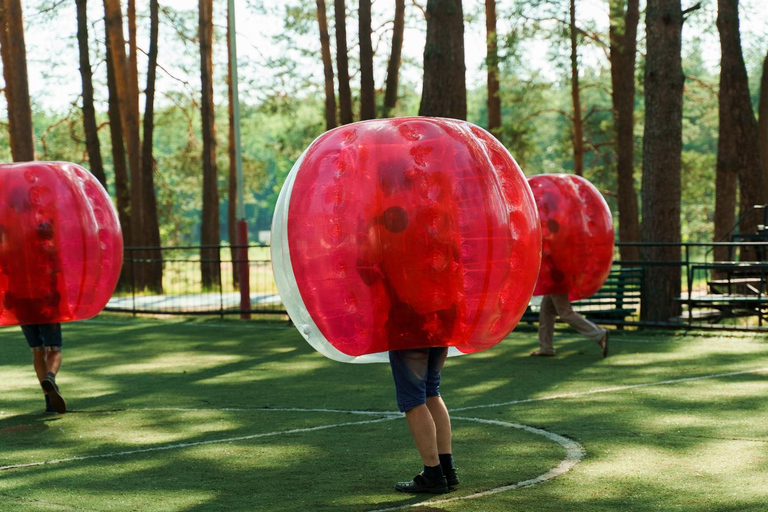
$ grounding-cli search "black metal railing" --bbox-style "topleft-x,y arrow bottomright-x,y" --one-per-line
105,241 -> 768,331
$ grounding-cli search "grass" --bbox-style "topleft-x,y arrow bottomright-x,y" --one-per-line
1,317 -> 767,511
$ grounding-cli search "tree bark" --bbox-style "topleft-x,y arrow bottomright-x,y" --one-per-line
127,0 -> 141,142
760,49 -> 768,204
103,0 -> 143,286
609,0 -> 640,262
640,0 -> 683,322
334,0 -> 352,124
419,0 -> 466,120
199,0 -> 220,289
382,0 -> 405,117
0,0 -> 35,162
316,0 -> 337,130
716,0 -> 763,258
105,30 -> 132,290
141,0 -> 163,293
76,0 -> 106,188
569,0 -> 584,177
359,0 -> 375,120
485,0 -> 500,136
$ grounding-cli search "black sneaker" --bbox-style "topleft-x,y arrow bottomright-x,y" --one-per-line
44,395 -> 57,414
394,472 -> 449,494
42,378 -> 67,414
444,467 -> 459,487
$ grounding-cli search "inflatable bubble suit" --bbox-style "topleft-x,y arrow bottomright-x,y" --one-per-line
528,173 -> 614,301
0,162 -> 123,326
271,117 -> 542,363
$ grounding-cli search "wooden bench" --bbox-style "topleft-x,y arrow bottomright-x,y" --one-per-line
521,267 -> 643,325
677,262 -> 768,326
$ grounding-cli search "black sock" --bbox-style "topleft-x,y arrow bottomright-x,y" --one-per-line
423,464 -> 444,480
46,372 -> 56,382
439,453 -> 455,471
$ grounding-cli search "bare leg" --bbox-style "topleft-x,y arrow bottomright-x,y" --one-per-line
44,347 -> 62,375
535,295 -> 557,354
425,396 -> 451,455
32,350 -> 48,389
404,404 -> 439,467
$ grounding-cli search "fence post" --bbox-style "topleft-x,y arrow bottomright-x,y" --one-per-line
237,220 -> 251,319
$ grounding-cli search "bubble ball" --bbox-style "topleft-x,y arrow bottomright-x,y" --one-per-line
271,117 -> 541,363
528,173 -> 614,301
0,162 -> 123,326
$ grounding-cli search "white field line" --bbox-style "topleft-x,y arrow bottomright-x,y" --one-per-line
368,417 -> 585,512
0,416 -> 396,471
451,366 -> 768,412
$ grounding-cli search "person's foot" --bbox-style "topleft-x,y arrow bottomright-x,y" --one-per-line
599,331 -> 609,358
41,377 -> 67,414
444,467 -> 459,488
530,350 -> 555,357
394,472 -> 449,494
44,395 -> 57,414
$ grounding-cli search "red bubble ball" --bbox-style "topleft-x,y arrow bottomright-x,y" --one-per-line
528,173 -> 614,301
0,162 -> 123,326
272,117 -> 541,362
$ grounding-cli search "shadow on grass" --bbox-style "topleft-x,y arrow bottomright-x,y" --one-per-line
1,317 -> 767,510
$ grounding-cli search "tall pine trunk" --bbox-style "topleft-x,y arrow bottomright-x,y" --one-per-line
382,0 -> 404,117
640,0 -> 683,322
419,0 -> 466,120
609,0 -> 640,262
104,0 -> 143,287
359,0 -> 375,120
316,0 -> 337,130
569,0 -> 584,177
199,0 -> 220,289
759,49 -> 768,204
76,0 -> 106,188
105,39 -> 133,291
0,0 -> 35,162
716,0 -> 763,260
485,0 -> 500,136
334,0 -> 352,124
141,0 -> 163,292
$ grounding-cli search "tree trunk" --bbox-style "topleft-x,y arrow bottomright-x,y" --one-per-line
570,0 -> 584,177
760,49 -> 768,204
105,31 -> 132,290
0,0 -> 35,162
485,0 -> 500,136
609,0 -> 640,262
141,0 -> 163,293
419,0 -> 466,120
316,0 -> 337,130
359,0 -> 375,120
227,0 -> 239,288
382,0 -> 404,117
104,0 -> 143,286
76,0 -> 106,188
716,0 -> 763,258
334,0 -> 352,124
199,0 -> 220,289
127,0 -> 140,143
640,0 -> 683,322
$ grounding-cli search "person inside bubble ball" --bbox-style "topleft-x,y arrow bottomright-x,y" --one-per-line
356,166 -> 460,494
1,187 -> 68,414
531,290 -> 609,358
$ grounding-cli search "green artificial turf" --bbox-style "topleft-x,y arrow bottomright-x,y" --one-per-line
1,317 -> 767,511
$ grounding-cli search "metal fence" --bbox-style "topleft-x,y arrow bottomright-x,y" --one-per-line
105,241 -> 768,331
105,244 -> 285,317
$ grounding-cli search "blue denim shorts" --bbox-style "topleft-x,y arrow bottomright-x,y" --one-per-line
21,323 -> 62,350
389,347 -> 448,412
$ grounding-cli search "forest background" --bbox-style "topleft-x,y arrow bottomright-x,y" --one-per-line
1,0 -> 768,322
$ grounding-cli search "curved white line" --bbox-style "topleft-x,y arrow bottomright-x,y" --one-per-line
367,416 -> 585,512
